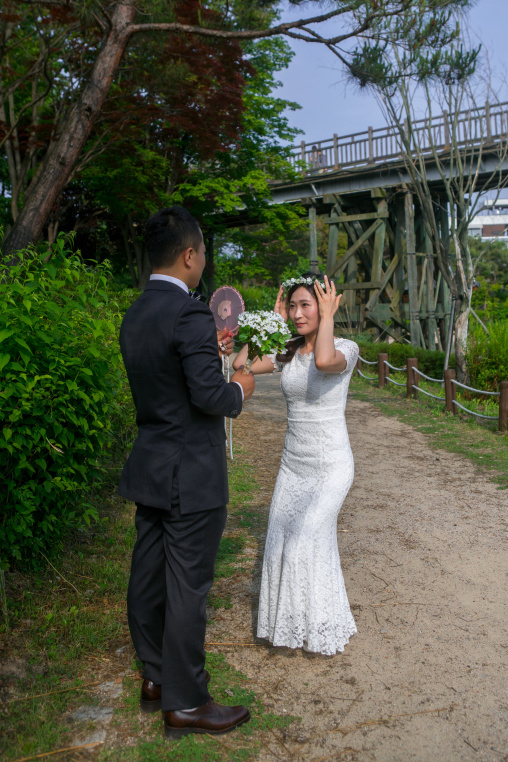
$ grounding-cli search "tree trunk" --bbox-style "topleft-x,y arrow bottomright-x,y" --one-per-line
454,296 -> 470,384
1,1 -> 136,259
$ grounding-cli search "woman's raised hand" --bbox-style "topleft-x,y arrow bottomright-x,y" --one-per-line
314,275 -> 341,320
274,285 -> 288,322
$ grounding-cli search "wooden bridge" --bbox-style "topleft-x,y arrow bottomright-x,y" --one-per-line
268,101 -> 508,349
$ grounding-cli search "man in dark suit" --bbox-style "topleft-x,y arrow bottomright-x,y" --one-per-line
118,206 -> 255,738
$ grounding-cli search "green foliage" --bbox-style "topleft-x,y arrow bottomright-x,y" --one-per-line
471,279 -> 508,323
349,2 -> 479,91
0,236 -> 132,568
237,285 -> 279,311
465,321 -> 508,392
354,341 -> 455,379
469,236 -> 508,287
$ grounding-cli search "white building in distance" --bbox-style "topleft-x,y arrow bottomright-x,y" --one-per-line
468,199 -> 508,242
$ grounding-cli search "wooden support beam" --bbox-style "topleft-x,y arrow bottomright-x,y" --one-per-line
365,311 -> 406,343
365,251 -> 401,311
418,263 -> 426,318
404,192 -> 420,347
433,270 -> 442,311
339,281 -> 381,290
392,202 -> 405,336
344,248 -> 357,315
370,213 -> 387,303
327,211 -> 389,224
309,206 -> 319,274
329,218 -> 383,278
326,223 -> 340,277
390,279 -> 405,312
370,190 -> 389,326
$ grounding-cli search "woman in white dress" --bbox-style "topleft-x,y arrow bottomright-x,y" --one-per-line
233,275 -> 358,656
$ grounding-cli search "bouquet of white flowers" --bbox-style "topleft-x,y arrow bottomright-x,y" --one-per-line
237,311 -> 291,373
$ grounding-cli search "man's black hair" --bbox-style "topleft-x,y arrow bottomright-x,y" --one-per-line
145,206 -> 203,269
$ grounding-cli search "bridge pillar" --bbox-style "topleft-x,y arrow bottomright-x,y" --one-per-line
309,206 -> 319,274
326,220 -> 339,277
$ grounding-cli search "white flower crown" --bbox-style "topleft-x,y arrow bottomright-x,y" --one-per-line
281,276 -> 325,291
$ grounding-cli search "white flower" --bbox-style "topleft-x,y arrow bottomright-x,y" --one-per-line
238,310 -> 291,353
281,276 -> 325,291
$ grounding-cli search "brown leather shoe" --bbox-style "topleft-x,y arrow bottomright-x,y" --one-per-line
164,699 -> 251,738
140,671 -> 210,713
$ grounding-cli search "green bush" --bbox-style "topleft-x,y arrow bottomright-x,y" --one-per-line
0,237 -> 134,568
236,284 -> 279,312
352,341 -> 455,379
465,320 -> 508,392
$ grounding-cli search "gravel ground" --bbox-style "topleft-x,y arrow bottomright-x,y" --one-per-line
207,372 -> 508,762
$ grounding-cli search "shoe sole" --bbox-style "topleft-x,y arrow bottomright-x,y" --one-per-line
140,699 -> 162,714
164,712 -> 251,739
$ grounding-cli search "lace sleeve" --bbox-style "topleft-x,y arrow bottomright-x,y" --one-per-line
267,352 -> 283,373
334,339 -> 359,374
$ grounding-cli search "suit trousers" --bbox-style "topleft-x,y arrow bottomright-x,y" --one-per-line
127,485 -> 227,711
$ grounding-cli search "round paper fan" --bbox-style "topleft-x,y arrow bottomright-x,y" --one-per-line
209,286 -> 245,336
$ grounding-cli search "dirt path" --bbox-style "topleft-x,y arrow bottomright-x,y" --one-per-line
207,373 -> 508,762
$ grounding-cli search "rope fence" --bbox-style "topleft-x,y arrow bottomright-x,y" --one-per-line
386,377 -> 406,388
355,351 -> 508,433
357,369 -> 378,381
384,360 -> 407,372
415,386 -> 446,401
452,399 -> 498,420
412,367 -> 445,384
450,378 -> 500,396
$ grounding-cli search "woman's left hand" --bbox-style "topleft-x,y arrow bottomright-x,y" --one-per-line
314,275 -> 341,320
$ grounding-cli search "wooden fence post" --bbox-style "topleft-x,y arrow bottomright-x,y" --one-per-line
356,355 -> 362,374
406,358 -> 418,400
499,381 -> 508,433
444,369 -> 456,413
333,133 -> 339,168
412,358 -> 419,400
378,353 -> 388,388
368,126 -> 374,163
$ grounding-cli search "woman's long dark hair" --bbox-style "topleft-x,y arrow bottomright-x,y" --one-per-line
276,282 -> 318,364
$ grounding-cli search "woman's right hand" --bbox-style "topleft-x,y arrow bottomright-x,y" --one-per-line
274,286 -> 288,322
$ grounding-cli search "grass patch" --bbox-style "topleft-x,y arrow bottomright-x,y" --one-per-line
100,654 -> 296,761
1,444 -> 293,760
215,536 -> 247,579
351,375 -> 508,489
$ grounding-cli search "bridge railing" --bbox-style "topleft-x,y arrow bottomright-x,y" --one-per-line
290,101 -> 508,174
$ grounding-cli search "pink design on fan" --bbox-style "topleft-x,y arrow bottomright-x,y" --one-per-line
209,286 -> 245,336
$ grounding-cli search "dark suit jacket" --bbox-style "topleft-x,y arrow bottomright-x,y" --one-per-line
118,280 -> 242,513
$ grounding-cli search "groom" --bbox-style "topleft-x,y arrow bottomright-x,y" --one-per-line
118,206 -> 255,738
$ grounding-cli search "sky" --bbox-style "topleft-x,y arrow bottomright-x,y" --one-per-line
273,0 -> 508,146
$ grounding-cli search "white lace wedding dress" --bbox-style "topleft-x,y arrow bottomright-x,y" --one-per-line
257,338 -> 359,656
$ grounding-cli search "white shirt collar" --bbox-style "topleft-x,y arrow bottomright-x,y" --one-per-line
149,274 -> 189,293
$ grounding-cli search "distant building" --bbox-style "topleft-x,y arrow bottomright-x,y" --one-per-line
468,199 -> 508,241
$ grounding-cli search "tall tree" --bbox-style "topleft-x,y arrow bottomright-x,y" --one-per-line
1,0 -> 464,257
58,20 -> 303,287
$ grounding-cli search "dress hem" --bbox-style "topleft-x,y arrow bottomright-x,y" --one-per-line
256,626 -> 357,657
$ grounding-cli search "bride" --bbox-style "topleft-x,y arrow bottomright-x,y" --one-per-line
233,275 -> 358,655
